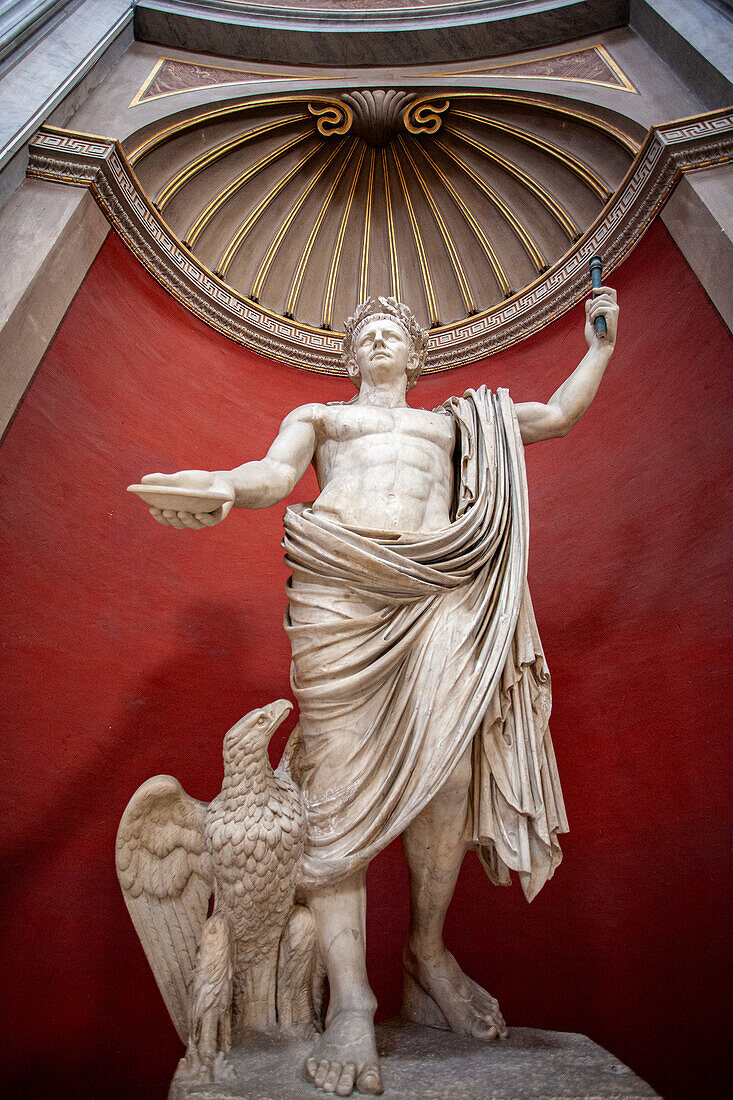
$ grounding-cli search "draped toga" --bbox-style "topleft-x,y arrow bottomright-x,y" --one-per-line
282,387 -> 568,902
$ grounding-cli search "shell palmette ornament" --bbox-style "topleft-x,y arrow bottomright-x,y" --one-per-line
116,699 -> 325,1085
307,89 -> 447,147
340,89 -> 415,146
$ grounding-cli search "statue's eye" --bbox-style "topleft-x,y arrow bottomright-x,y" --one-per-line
257,715 -> 268,726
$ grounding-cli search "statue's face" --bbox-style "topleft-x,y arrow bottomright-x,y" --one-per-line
353,318 -> 412,387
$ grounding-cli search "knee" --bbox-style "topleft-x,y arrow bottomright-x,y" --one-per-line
440,748 -> 472,802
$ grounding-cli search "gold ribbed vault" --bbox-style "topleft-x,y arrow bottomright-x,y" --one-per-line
125,89 -> 638,333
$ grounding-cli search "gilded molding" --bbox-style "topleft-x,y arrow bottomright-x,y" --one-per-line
250,141 -> 349,300
381,148 -> 400,303
432,134 -> 547,273
27,110 -> 733,374
156,114 -> 308,210
404,92 -> 639,155
358,148 -> 376,304
285,141 -> 361,318
128,45 -> 637,108
323,144 -> 367,329
217,142 -> 323,280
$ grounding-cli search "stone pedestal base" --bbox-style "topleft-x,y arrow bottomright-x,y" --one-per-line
168,1021 -> 659,1099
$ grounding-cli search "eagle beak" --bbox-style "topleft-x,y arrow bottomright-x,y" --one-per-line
268,698 -> 293,728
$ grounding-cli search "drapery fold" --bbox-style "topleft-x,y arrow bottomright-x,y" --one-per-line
282,387 -> 567,900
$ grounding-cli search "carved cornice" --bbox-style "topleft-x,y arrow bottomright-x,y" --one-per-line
27,109 -> 733,374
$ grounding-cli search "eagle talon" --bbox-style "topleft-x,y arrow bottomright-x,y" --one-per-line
174,1047 -> 236,1084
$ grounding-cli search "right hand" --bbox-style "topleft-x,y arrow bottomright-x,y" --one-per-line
141,469 -> 235,530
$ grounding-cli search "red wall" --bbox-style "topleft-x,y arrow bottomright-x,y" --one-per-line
1,222 -> 730,1099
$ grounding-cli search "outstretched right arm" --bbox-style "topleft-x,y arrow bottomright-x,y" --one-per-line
221,405 -> 318,509
142,405 -> 318,530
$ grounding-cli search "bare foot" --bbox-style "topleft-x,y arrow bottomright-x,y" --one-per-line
403,945 -> 508,1040
304,1008 -> 383,1096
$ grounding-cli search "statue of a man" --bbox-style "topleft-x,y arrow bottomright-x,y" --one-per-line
141,286 -> 618,1097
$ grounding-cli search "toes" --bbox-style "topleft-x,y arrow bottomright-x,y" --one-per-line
314,1059 -> 331,1088
488,1006 -> 508,1036
304,1056 -> 318,1080
322,1062 -> 342,1093
475,1014 -> 508,1040
355,1063 -> 383,1095
471,1018 -> 498,1040
336,1063 -> 357,1097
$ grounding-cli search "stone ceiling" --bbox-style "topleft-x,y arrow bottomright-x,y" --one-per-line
126,86 -> 637,333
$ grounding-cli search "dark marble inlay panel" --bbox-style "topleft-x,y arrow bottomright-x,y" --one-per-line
132,45 -> 635,106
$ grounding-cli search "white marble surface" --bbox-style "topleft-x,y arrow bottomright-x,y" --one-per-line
117,701 -> 323,1085
135,294 -> 618,1096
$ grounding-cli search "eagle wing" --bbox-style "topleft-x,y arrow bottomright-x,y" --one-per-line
116,774 -> 212,1043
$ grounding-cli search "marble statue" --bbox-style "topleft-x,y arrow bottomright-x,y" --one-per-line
122,286 -> 618,1097
117,700 -> 326,1086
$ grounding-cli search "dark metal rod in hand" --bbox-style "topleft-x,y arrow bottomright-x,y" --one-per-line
589,255 -> 606,338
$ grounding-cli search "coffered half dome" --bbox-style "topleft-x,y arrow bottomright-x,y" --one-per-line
124,88 -> 638,335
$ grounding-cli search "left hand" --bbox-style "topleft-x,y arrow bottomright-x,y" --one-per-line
585,285 -> 618,349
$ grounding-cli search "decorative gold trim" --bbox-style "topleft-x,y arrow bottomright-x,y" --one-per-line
285,139 -> 360,318
27,109 -> 732,371
441,124 -> 578,238
251,140 -> 349,300
412,138 -> 512,297
185,130 -> 311,247
406,92 -> 639,155
593,44 -> 638,94
397,137 -> 475,315
323,144 -> 367,329
358,148 -> 376,304
128,56 -> 352,107
156,114 -> 307,211
128,95 -> 352,165
128,56 -> 167,107
128,45 -> 637,108
391,145 -> 440,325
452,43 -> 638,94
433,135 -> 546,272
450,111 -> 611,201
217,141 -> 324,278
382,148 -> 400,301
307,101 -> 353,136
26,125 -> 339,341
403,99 -> 451,135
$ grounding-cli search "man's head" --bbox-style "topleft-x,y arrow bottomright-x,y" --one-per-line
342,297 -> 428,392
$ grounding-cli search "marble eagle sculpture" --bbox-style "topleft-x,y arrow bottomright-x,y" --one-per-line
115,699 -> 325,1083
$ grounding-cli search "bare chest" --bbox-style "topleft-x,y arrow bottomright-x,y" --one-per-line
315,405 -> 454,476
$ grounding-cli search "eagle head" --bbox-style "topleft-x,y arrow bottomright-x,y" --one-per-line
222,699 -> 293,772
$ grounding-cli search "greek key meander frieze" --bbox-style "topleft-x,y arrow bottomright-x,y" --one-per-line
27,112 -> 733,373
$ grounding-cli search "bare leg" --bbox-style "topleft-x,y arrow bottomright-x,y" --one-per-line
401,746 -> 508,1040
304,868 -> 383,1096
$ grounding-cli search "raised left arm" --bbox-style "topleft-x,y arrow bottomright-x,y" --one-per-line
515,286 -> 619,445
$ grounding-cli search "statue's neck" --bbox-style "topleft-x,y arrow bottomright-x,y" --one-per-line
356,379 -> 408,409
